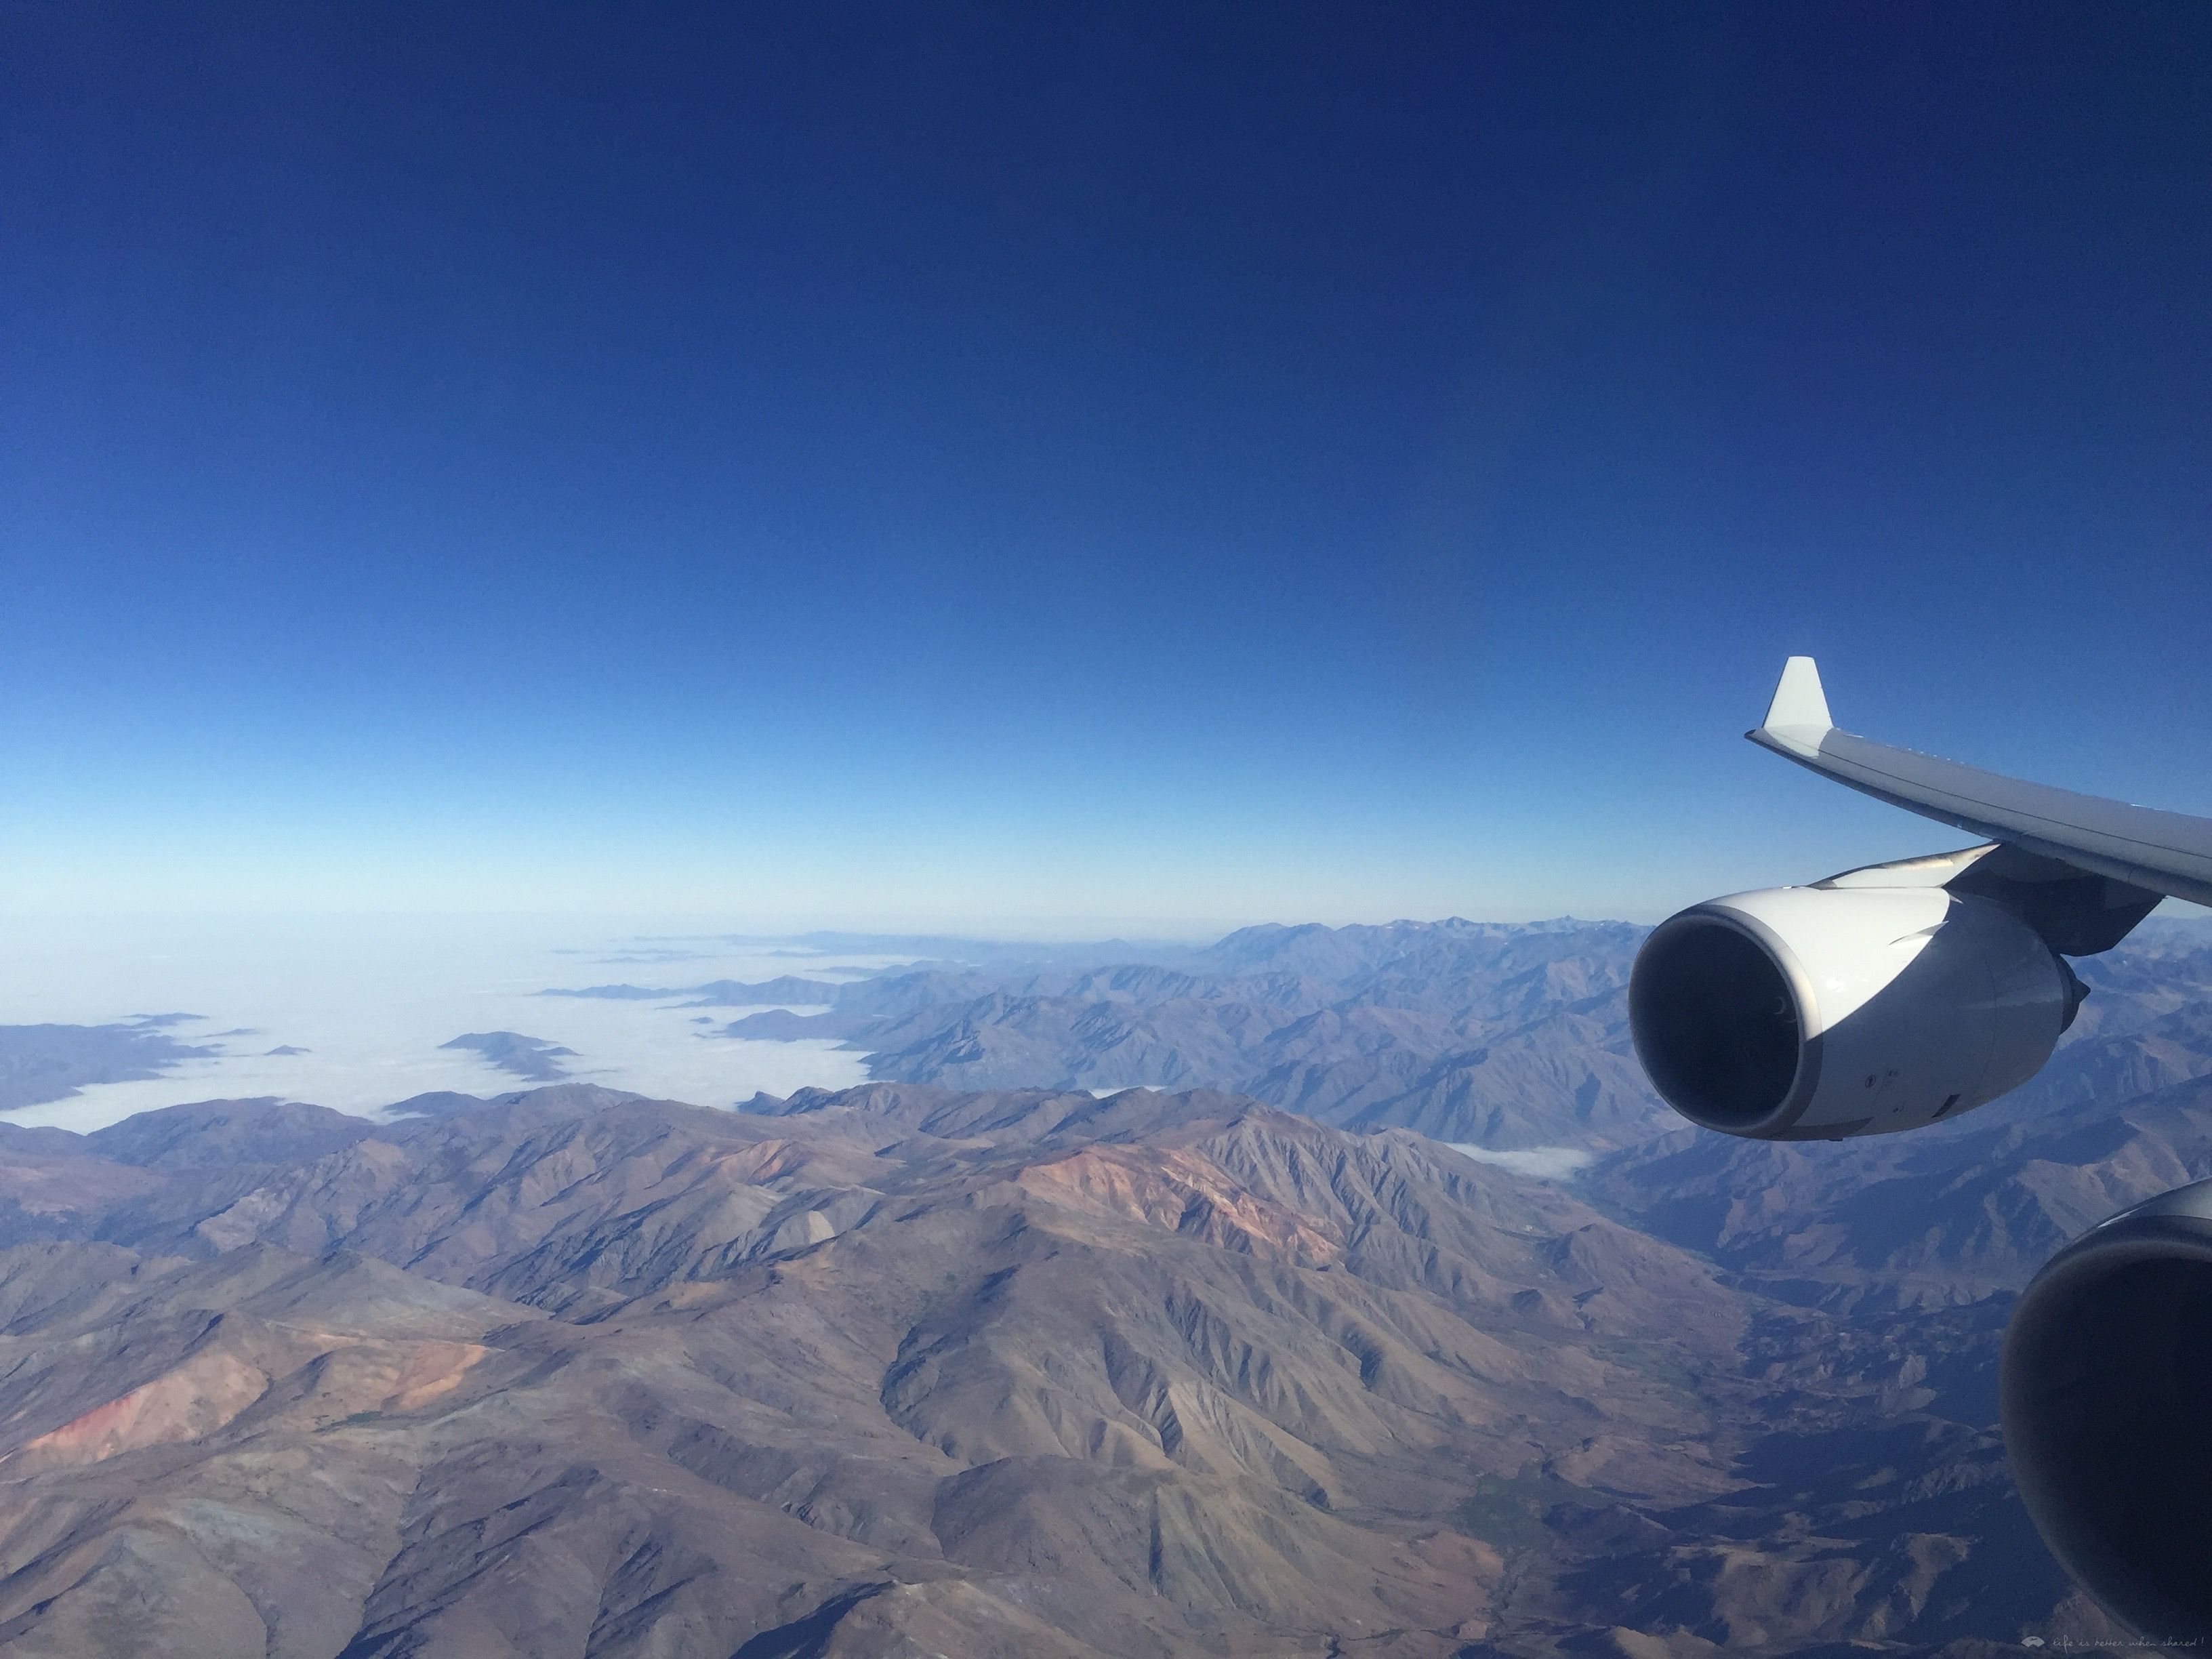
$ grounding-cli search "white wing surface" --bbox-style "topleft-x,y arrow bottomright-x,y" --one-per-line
1748,657 -> 2212,911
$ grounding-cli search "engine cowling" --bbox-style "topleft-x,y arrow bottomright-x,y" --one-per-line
2002,1181 -> 2212,1640
1629,885 -> 2079,1141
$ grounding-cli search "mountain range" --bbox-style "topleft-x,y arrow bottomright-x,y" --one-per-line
0,1071 -> 2157,1656
5,914 -> 2211,1653
557,919 -> 1667,1151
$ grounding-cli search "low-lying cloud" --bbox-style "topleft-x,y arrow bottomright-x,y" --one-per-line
0,917 -> 878,1133
1446,1142 -> 1597,1180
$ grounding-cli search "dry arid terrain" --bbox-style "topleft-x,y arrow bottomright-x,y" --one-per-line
1,918 -> 2209,1656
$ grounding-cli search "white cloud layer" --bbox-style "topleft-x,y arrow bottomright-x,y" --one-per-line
1446,1142 -> 1596,1181
0,916 -> 881,1133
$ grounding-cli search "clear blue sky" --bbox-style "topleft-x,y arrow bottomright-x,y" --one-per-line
5,4 -> 2209,930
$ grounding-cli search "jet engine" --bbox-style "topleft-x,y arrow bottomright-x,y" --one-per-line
1629,883 -> 2084,1141
1631,656 -> 2212,1636
2002,1180 -> 2212,1640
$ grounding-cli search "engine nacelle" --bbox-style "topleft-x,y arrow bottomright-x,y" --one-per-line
2002,1181 -> 2212,1640
1629,885 -> 2079,1141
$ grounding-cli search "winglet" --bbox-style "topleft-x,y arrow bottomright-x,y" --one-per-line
1753,656 -> 1833,758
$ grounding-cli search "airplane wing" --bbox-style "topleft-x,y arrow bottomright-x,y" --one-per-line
1747,657 -> 2212,914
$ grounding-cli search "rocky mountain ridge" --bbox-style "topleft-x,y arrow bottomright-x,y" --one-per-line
554,918 -> 1667,1151
0,1077 -> 2158,1656
5,916 -> 2209,1653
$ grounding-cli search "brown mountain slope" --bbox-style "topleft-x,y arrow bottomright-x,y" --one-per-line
0,1085 -> 2115,1656
1588,1066 -> 2212,1311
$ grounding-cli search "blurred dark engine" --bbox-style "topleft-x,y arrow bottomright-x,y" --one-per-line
2002,1179 -> 2212,1641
